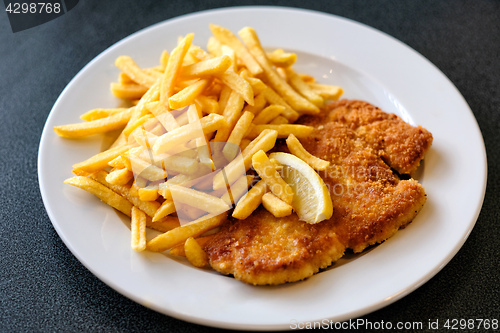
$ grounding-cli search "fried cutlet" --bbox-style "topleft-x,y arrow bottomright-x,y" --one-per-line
325,99 -> 433,175
205,100 -> 432,285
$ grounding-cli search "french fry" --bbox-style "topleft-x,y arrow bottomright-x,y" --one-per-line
115,55 -> 158,88
209,24 -> 263,76
307,82 -> 344,101
72,145 -> 130,175
105,167 -> 134,185
147,212 -> 227,252
147,215 -> 180,233
269,115 -> 289,125
129,155 -> 167,181
242,93 -> 266,115
286,134 -> 330,171
131,206 -> 147,252
238,27 -> 319,114
170,234 -> 214,257
110,82 -> 149,100
169,184 -> 230,215
284,67 -> 323,107
251,150 -> 293,205
152,199 -> 176,222
181,55 -> 232,78
246,124 -> 314,140
232,179 -> 267,219
90,171 -> 160,218
168,79 -> 209,109
122,114 -> 154,137
217,70 -> 254,106
213,129 -> 278,189
64,176 -> 132,216
213,90 -> 245,142
252,105 -> 284,125
260,86 -> 299,122
220,174 -> 253,206
222,111 -> 254,161
160,33 -> 194,109
153,113 -> 226,154
53,108 -> 134,138
261,192 -> 293,217
184,237 -> 209,267
138,187 -> 159,201
80,108 -> 128,121
266,49 -> 297,68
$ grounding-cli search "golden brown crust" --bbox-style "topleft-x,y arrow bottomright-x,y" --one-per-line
324,100 -> 433,175
205,208 -> 345,285
205,99 -> 431,285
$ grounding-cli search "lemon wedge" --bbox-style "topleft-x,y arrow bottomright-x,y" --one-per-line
269,152 -> 333,224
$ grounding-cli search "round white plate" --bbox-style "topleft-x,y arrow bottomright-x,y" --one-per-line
38,6 -> 487,330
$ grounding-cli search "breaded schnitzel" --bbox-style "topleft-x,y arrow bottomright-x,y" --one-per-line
205,100 -> 432,285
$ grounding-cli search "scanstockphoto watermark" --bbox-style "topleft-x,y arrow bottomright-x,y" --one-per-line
290,318 -> 499,330
290,318 -> 424,330
4,0 -> 79,33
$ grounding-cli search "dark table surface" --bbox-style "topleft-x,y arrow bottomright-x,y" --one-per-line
1,0 -> 499,332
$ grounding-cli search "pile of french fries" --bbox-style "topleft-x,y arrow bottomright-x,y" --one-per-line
54,25 -> 343,269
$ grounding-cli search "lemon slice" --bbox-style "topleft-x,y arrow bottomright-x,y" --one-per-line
269,152 -> 333,224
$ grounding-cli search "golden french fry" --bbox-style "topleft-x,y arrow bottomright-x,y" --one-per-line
217,70 -> 254,106
64,176 -> 132,217
252,150 -> 293,205
80,108 -> 128,121
246,124 -> 314,140
209,24 -> 263,76
129,155 -> 167,182
260,86 -> 299,122
147,212 -> 227,252
122,114 -> 154,136
90,171 -> 160,218
307,82 -> 344,100
153,113 -> 226,154
207,36 -> 223,56
195,95 -> 219,114
238,27 -> 319,114
169,184 -> 230,215
284,67 -> 323,107
53,108 -> 134,138
220,174 -> 253,206
110,82 -> 149,100
232,179 -> 267,219
184,237 -> 209,267
286,134 -> 330,171
72,145 -> 130,175
266,49 -> 297,68
152,199 -> 176,222
105,167 -> 134,185
138,187 -> 159,201
213,90 -> 245,142
213,129 -> 278,189
160,33 -> 194,109
147,215 -> 180,233
253,105 -> 285,125
269,116 -> 289,125
131,206 -> 147,252
222,111 -> 254,161
115,55 -> 158,88
168,79 -> 209,110
242,94 -> 266,117
170,234 -> 214,257
262,192 -> 293,217
181,55 -> 232,78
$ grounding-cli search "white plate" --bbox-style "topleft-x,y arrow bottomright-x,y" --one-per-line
38,6 -> 487,330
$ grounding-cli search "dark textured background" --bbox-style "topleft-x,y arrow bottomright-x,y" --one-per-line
1,1 -> 499,332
